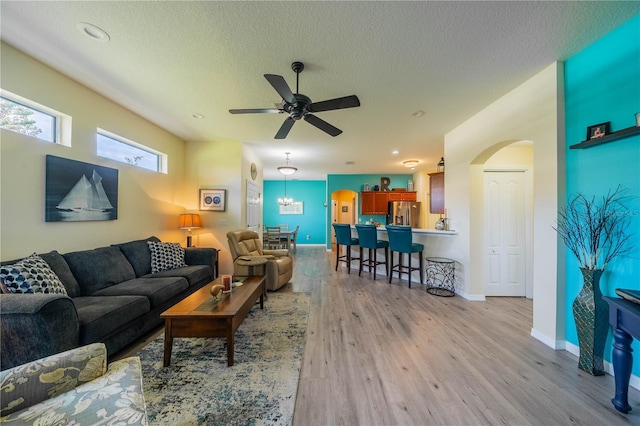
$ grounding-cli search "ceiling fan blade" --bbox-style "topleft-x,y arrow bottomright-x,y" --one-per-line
308,95 -> 360,113
229,108 -> 283,114
264,74 -> 296,105
275,117 -> 295,139
304,114 -> 342,137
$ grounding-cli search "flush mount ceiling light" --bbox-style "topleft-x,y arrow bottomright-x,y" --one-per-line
403,160 -> 419,168
77,22 -> 110,42
277,152 -> 297,175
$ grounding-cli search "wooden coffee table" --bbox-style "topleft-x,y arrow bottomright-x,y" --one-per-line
160,275 -> 265,367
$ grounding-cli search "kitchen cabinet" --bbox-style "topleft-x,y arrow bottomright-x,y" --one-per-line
388,192 -> 416,202
360,191 -> 416,215
429,172 -> 444,214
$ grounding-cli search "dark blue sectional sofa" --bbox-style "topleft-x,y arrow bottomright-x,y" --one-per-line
0,236 -> 217,370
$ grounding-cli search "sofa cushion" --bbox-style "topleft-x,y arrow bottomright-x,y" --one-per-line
38,251 -> 81,297
114,236 -> 160,277
0,254 -> 68,295
64,247 -> 136,296
147,241 -> 188,273
92,277 -> 189,308
144,264 -> 212,287
72,296 -> 150,344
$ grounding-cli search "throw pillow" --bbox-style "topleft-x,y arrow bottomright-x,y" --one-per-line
147,241 -> 188,273
0,254 -> 68,295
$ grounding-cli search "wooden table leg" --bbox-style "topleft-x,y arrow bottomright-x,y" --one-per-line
163,320 -> 173,367
227,319 -> 234,366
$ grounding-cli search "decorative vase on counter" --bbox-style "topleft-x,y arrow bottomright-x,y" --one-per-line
572,268 -> 608,376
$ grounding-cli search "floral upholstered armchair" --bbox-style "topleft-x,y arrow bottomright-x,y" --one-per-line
0,343 -> 147,424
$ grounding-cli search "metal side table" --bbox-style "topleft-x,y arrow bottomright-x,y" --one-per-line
425,257 -> 455,297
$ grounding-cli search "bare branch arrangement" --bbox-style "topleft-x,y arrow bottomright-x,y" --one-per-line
554,186 -> 635,270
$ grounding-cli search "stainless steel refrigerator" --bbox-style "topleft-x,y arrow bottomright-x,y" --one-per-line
387,201 -> 422,227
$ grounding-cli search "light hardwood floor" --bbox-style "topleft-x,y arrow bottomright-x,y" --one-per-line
285,247 -> 640,426
118,246 -> 639,425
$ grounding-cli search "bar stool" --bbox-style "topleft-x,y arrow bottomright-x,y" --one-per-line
332,223 -> 359,274
386,225 -> 424,288
355,224 -> 389,280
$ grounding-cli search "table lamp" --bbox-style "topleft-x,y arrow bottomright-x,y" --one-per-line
178,213 -> 202,247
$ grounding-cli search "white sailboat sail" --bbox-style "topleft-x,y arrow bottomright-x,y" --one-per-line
56,170 -> 113,211
90,170 -> 114,210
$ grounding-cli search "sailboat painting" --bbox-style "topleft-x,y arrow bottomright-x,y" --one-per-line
46,155 -> 118,222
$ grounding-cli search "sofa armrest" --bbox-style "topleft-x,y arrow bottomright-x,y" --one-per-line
0,294 -> 80,371
263,249 -> 290,258
184,247 -> 218,276
0,343 -> 107,416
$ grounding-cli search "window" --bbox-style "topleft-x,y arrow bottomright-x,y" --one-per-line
0,90 -> 70,145
97,129 -> 166,173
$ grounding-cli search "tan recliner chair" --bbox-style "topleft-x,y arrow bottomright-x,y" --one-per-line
226,229 -> 293,291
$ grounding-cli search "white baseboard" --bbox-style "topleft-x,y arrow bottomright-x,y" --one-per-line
530,328 -> 565,350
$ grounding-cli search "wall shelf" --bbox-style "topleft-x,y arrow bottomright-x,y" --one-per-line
570,125 -> 640,149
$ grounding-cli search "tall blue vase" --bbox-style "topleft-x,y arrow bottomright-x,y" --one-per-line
572,268 -> 608,376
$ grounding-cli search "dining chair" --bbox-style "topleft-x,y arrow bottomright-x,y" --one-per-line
265,226 -> 282,250
289,225 -> 300,254
332,223 -> 359,274
355,224 -> 389,280
386,225 -> 424,287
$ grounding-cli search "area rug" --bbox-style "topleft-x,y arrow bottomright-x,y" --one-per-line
137,291 -> 310,426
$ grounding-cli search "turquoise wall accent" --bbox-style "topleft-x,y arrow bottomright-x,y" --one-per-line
326,174 -> 413,248
263,180 -> 327,244
564,14 -> 640,375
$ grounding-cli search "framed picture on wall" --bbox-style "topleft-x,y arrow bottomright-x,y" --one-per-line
586,122 -> 610,140
279,201 -> 303,215
200,189 -> 226,211
45,155 -> 118,222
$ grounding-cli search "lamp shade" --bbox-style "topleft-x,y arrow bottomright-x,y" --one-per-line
178,213 -> 202,229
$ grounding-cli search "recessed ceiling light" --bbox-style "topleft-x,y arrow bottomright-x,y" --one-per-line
77,22 -> 110,42
192,113 -> 205,119
412,110 -> 425,117
392,150 -> 399,155
345,161 -> 355,165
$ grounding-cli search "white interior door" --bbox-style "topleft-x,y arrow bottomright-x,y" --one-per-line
246,180 -> 261,231
484,171 -> 526,296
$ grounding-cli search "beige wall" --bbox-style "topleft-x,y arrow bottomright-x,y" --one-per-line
444,62 -> 565,347
0,42 -> 189,259
183,140 -> 263,275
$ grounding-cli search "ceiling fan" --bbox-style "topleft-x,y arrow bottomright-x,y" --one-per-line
229,61 -> 360,139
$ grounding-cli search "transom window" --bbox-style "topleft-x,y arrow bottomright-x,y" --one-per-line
0,91 -> 70,145
97,129 -> 166,173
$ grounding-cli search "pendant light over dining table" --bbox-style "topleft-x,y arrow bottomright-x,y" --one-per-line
278,152 -> 296,206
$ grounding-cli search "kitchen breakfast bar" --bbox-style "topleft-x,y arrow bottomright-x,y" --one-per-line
347,225 -> 460,292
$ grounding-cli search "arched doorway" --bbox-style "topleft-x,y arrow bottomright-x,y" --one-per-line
330,189 -> 357,251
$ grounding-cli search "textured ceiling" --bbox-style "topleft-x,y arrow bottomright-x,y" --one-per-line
2,1 -> 639,179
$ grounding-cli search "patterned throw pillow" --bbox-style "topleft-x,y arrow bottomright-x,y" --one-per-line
0,253 -> 68,295
147,241 -> 188,273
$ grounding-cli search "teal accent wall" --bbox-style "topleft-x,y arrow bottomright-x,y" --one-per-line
264,180 -> 327,244
564,14 -> 640,375
326,174 -> 413,248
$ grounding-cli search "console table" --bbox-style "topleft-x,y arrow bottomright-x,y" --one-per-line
603,296 -> 640,413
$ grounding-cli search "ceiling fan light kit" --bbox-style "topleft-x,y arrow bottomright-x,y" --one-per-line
229,61 -> 360,139
277,152 -> 297,176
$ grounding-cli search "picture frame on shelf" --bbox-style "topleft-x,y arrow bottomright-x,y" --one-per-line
199,189 -> 226,211
586,122 -> 610,140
